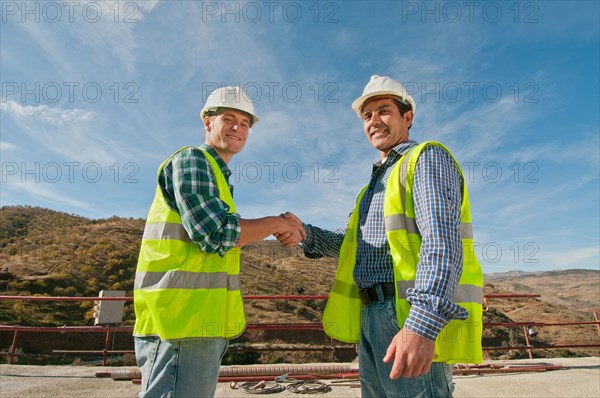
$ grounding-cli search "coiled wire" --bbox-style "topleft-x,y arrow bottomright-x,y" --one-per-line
286,380 -> 332,394
239,381 -> 285,394
236,379 -> 332,394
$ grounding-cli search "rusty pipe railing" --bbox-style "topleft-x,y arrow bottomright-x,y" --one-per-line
1,294 -> 599,365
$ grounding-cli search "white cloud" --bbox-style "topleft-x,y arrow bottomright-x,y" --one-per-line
143,2 -> 284,86
512,133 -> 600,164
0,141 -> 18,151
1,101 -> 135,165
542,246 -> 600,269
12,1 -> 159,77
3,179 -> 92,211
1,101 -> 95,126
138,0 -> 160,13
243,110 -> 299,153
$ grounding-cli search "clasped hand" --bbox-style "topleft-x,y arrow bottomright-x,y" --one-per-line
273,212 -> 305,247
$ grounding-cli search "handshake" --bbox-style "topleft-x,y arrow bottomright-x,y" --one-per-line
273,212 -> 306,248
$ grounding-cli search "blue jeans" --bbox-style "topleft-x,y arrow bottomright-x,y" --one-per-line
134,336 -> 228,398
359,288 -> 454,398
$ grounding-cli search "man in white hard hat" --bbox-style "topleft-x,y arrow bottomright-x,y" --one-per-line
133,86 -> 305,398
285,75 -> 483,397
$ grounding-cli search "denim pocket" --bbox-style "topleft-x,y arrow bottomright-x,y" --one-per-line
219,340 -> 230,362
382,296 -> 401,335
134,337 -> 159,393
442,363 -> 455,395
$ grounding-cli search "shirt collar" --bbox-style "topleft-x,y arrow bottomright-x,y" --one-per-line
373,140 -> 419,168
199,143 -> 232,178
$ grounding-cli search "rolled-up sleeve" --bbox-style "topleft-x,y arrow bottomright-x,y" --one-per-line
165,148 -> 241,256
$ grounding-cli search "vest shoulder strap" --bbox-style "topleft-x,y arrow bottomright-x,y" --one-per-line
197,147 -> 235,209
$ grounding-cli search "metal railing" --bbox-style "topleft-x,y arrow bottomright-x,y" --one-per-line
1,295 -> 599,365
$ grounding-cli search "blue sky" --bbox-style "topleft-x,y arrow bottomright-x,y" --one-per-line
1,1 -> 598,274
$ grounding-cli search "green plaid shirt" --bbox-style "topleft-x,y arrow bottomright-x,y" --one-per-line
158,144 -> 241,256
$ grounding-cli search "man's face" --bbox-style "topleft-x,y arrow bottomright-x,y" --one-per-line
204,109 -> 251,163
361,97 -> 413,157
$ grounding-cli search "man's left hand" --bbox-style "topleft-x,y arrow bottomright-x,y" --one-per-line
383,328 -> 436,379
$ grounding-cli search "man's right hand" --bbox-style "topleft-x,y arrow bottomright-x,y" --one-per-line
274,212 -> 305,247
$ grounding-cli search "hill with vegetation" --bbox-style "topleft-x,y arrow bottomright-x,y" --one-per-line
1,206 -> 144,325
0,206 -> 598,364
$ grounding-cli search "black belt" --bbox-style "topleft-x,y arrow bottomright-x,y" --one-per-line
359,282 -> 396,305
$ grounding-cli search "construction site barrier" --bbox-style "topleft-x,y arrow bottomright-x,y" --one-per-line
1,295 -> 599,365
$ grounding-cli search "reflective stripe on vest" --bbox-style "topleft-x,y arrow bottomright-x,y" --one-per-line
385,214 -> 474,239
322,141 -> 483,364
142,222 -> 192,242
134,271 -> 241,291
133,146 -> 245,340
395,280 -> 482,303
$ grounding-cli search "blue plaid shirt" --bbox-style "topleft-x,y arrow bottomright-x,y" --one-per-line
302,140 -> 469,340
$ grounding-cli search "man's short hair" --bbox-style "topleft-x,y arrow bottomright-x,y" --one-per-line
393,99 -> 413,130
393,99 -> 413,116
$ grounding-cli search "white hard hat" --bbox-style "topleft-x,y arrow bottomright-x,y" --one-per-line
351,75 -> 416,117
200,86 -> 259,125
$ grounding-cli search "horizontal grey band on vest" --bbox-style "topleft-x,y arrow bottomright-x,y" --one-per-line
135,271 -> 240,291
331,279 -> 360,299
143,222 -> 191,242
384,214 -> 473,239
396,280 -> 483,303
385,214 -> 419,235
460,223 -> 473,239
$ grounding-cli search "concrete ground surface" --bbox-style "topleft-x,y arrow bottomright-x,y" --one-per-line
0,357 -> 598,398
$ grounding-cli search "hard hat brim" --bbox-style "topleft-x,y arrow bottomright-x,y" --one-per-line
201,106 -> 260,126
351,90 -> 412,116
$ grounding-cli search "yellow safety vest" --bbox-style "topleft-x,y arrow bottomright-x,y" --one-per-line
323,141 -> 483,364
133,146 -> 245,340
